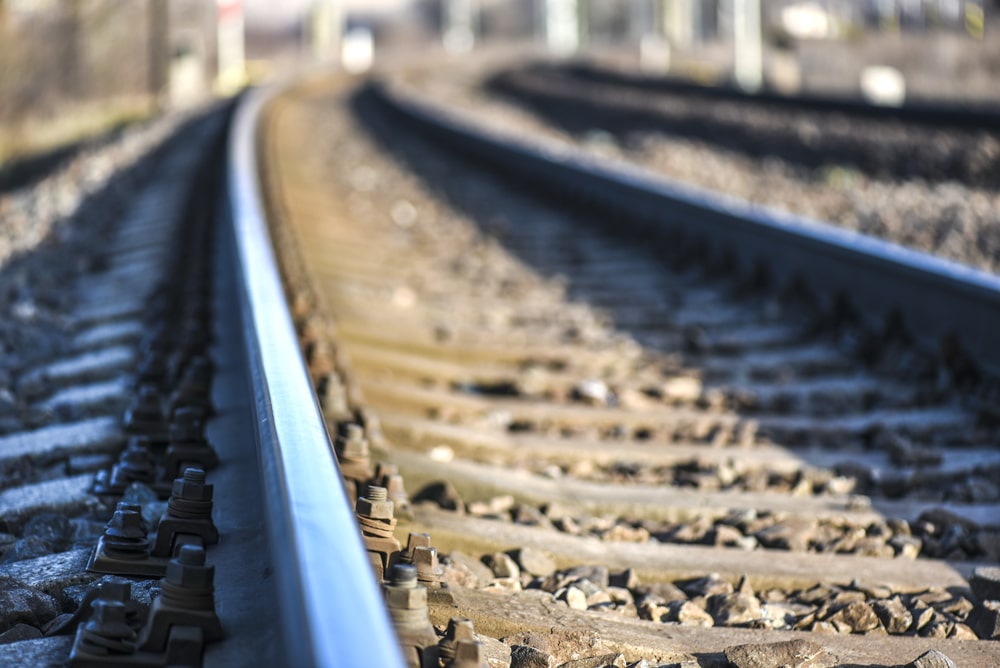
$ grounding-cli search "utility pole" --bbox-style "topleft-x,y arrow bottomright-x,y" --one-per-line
733,0 -> 762,92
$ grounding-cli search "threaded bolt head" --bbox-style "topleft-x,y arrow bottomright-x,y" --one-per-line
405,532 -> 432,556
166,545 -> 214,589
178,544 -> 206,566
105,510 -> 145,540
98,578 -> 132,603
445,617 -> 475,641
412,546 -> 438,569
356,488 -> 393,520
341,424 -> 369,458
390,564 -> 418,588
85,599 -> 135,640
453,640 -> 485,665
171,468 -> 213,502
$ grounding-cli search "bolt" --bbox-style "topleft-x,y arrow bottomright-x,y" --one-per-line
412,546 -> 446,594
103,510 -> 148,558
385,564 -> 428,611
439,618 -> 476,663
137,543 -> 223,653
384,564 -> 439,667
402,532 -> 432,563
123,384 -> 166,435
163,545 -> 215,593
412,546 -> 439,571
179,544 -> 205,566
339,424 -> 369,459
390,563 -> 417,588
170,467 -> 213,503
321,374 -> 352,421
105,510 -> 144,539
83,598 -> 135,645
111,440 -> 155,484
115,501 -> 147,532
373,462 -> 411,512
152,468 -> 218,557
170,408 -> 203,441
168,357 -> 213,418
449,640 -> 487,668
356,486 -> 393,521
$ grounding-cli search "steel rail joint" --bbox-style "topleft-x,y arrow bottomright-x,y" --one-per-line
227,82 -> 406,667
368,80 -> 1000,377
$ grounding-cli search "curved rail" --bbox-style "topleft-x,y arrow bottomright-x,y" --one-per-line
563,62 -> 1000,129
228,84 -> 405,667
366,80 -> 1000,376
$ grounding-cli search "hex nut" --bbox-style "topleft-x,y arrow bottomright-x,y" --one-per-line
386,584 -> 428,610
445,618 -> 474,642
106,510 -> 145,539
172,478 -> 214,501
166,559 -> 214,589
405,532 -> 432,553
356,496 -> 394,520
412,546 -> 438,569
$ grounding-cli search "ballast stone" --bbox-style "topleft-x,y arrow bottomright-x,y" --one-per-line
723,638 -> 838,668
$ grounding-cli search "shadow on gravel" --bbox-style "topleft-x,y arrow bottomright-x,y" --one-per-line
351,83 -> 826,360
482,64 -> 1000,188
349,84 -> 785,352
0,112 -> 213,439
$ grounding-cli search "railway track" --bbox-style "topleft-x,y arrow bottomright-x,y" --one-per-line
260,71 -> 1000,667
1,60 -> 998,667
0,92 -> 401,666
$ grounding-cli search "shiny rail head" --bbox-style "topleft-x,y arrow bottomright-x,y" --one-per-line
228,82 -> 406,668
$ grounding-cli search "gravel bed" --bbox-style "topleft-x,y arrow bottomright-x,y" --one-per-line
0,112 -> 190,434
0,113 -> 184,268
517,454 -> 1000,504
292,81 -> 998,565
0,111 -> 211,645
442,546 -> 996,642
392,61 -> 1000,275
413,485 -> 1000,563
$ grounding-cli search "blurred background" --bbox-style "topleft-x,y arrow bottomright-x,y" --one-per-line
0,0 -> 997,168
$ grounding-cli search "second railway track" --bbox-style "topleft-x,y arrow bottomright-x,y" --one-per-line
261,70 -> 1000,667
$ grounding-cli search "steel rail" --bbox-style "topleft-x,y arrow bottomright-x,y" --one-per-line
228,83 -> 405,667
366,81 -> 1000,376
562,62 -> 1000,129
